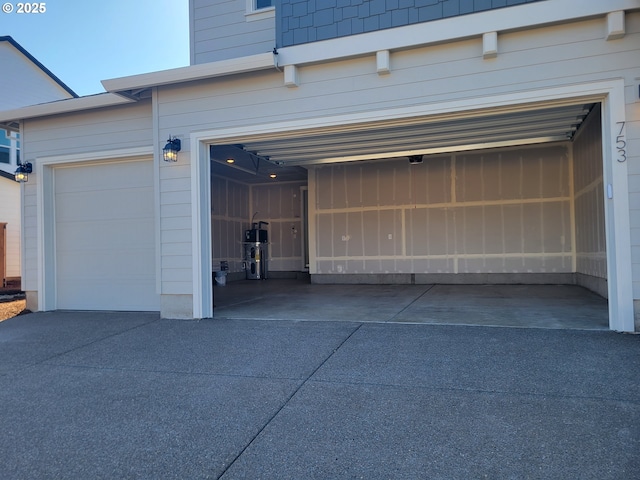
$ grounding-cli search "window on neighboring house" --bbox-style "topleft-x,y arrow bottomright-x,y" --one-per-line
0,147 -> 9,165
0,129 -> 19,165
0,130 -> 10,164
256,0 -> 272,8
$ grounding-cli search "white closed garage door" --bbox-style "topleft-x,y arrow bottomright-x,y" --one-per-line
54,159 -> 159,311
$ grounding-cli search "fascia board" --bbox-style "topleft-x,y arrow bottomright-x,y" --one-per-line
276,0 -> 640,66
0,93 -> 136,122
101,52 -> 276,93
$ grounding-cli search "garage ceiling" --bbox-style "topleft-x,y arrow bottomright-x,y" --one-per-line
210,144 -> 309,183
210,101 -> 595,183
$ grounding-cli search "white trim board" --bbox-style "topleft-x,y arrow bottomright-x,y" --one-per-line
189,79 -> 633,331
190,86 -> 613,143
190,137 -> 212,319
36,146 -> 154,166
600,80 -> 633,332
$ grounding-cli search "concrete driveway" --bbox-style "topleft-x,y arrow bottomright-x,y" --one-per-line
0,303 -> 638,479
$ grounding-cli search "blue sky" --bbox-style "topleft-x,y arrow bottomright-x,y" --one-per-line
0,0 -> 190,96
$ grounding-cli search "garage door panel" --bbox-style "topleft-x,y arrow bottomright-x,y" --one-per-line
57,278 -> 157,311
55,162 -> 153,192
55,160 -> 159,311
57,248 -> 155,278
56,219 -> 155,252
56,188 -> 154,222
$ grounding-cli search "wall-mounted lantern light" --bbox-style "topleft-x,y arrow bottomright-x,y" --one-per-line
14,161 -> 32,182
162,136 -> 181,162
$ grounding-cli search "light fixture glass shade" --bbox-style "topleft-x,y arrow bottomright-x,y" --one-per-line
14,169 -> 28,182
163,137 -> 181,162
14,162 -> 32,182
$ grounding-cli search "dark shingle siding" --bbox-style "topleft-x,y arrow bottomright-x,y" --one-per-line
277,0 -> 546,47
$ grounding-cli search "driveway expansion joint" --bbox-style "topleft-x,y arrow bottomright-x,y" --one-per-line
32,317 -> 161,367
386,284 -> 435,322
216,322 -> 364,479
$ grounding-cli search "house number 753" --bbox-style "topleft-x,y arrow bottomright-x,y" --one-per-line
616,121 -> 627,163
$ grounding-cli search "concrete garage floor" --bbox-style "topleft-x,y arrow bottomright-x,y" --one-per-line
214,280 -> 610,330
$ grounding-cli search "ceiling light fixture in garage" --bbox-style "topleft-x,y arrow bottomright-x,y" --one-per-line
210,145 -> 269,176
210,145 -> 308,184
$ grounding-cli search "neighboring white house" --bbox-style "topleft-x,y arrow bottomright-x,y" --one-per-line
0,0 -> 638,332
0,36 -> 77,287
0,132 -> 20,287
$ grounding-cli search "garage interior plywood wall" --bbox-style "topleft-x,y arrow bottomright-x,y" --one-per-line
211,177 -> 306,274
572,104 -> 607,297
313,142 -> 590,279
251,182 -> 305,272
211,176 -> 249,274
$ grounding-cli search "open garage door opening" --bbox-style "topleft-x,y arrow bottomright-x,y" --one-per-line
209,144 -> 310,288
205,102 -> 609,329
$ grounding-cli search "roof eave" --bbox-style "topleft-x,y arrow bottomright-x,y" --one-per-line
0,93 -> 136,124
101,52 -> 277,93
0,169 -> 16,182
0,52 -> 278,122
